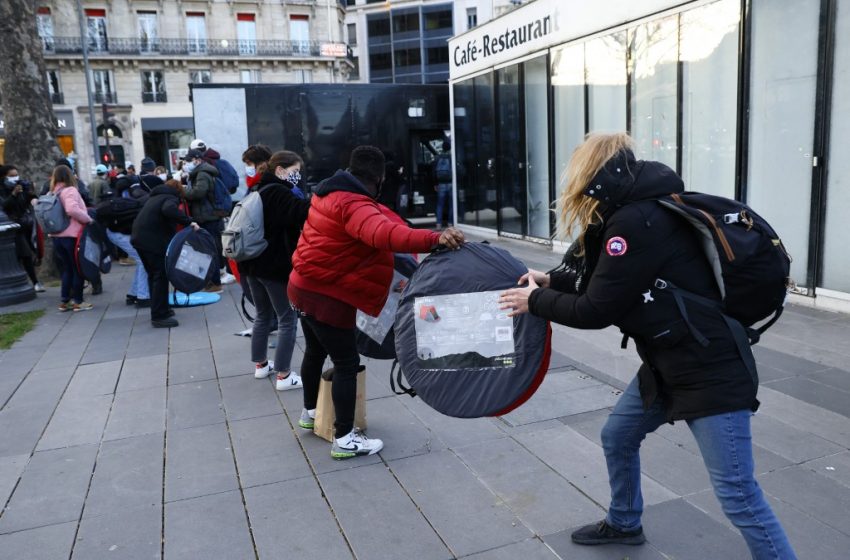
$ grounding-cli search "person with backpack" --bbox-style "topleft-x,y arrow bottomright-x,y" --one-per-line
40,165 -> 93,312
233,150 -> 310,390
433,140 -> 454,228
498,133 -> 796,559
95,195 -> 149,307
181,148 -> 225,292
89,164 -> 111,204
1,165 -> 43,292
131,179 -> 199,328
288,146 -> 464,459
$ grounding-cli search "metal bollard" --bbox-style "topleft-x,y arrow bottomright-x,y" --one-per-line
0,209 -> 36,306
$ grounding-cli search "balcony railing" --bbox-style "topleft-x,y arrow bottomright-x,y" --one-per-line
142,91 -> 167,103
93,92 -> 118,104
47,37 -> 351,58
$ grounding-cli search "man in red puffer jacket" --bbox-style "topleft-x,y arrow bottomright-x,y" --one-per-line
289,145 -> 464,459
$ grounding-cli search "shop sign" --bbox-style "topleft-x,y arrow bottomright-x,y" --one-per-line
320,43 -> 348,57
0,109 -> 75,136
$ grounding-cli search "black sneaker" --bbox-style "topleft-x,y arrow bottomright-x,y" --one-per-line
126,294 -> 138,305
135,298 -> 151,308
571,520 -> 646,546
152,317 -> 179,329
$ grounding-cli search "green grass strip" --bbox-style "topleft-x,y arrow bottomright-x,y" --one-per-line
0,309 -> 46,350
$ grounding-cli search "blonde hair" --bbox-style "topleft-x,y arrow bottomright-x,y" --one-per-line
556,132 -> 635,254
50,165 -> 76,192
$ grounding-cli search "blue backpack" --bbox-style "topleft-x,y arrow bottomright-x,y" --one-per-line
215,159 -> 240,194
435,154 -> 453,183
212,177 -> 233,216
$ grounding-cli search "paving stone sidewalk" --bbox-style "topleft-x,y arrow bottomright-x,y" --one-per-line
1,237 -> 850,559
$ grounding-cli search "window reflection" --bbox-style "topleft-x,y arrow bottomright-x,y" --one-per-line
551,43 -> 585,191
629,16 -> 678,169
681,0 -> 740,197
586,33 -> 627,134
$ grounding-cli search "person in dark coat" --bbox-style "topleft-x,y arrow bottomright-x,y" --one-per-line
131,179 -> 198,328
182,148 -> 224,291
499,133 -> 796,558
0,165 -> 43,291
240,150 -> 310,390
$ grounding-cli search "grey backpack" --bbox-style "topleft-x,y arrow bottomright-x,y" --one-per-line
34,190 -> 70,234
221,186 -> 270,262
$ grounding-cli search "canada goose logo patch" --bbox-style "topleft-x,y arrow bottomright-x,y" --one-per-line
606,237 -> 628,256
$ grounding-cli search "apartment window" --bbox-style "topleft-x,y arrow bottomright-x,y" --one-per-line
467,7 -> 478,30
393,10 -> 420,35
189,70 -> 212,84
37,8 -> 54,52
91,69 -> 116,103
240,70 -> 261,83
237,13 -> 256,55
85,9 -> 108,52
141,70 -> 166,103
423,8 -> 453,33
138,12 -> 157,53
347,23 -> 357,46
186,13 -> 207,54
290,15 -> 310,54
46,70 -> 62,104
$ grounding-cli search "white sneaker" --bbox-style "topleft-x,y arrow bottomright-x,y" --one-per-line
33,282 -> 45,293
220,271 -> 237,285
276,371 -> 302,391
331,428 -> 383,459
254,360 -> 275,379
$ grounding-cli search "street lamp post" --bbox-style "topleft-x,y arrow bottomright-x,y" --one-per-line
75,0 -> 100,169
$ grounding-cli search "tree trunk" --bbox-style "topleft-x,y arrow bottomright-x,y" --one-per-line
0,0 -> 65,280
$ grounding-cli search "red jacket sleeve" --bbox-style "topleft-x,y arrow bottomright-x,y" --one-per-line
342,196 -> 439,253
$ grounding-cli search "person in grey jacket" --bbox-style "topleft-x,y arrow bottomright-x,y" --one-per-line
182,148 -> 224,291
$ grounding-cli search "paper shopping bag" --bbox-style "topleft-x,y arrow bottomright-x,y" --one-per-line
314,365 -> 367,442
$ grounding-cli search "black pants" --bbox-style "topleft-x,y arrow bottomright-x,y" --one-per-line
300,315 -> 360,439
136,249 -> 169,320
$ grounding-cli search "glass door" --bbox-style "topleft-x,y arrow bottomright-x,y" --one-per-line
86,10 -> 108,52
497,64 -> 524,235
237,14 -> 257,55
524,55 -> 551,239
186,14 -> 207,54
747,0 -> 820,289
474,73 -> 497,230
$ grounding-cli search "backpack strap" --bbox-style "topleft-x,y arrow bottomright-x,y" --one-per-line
389,359 -> 416,398
655,279 -> 713,347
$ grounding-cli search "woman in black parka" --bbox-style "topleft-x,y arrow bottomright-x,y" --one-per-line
131,179 -> 198,328
500,133 -> 796,559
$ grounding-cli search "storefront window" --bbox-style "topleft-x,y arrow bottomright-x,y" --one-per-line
453,79 -> 476,225
474,73 -> 497,229
821,0 -> 850,292
524,55 -> 550,239
497,64 -> 523,235
551,43 -> 585,198
747,0 -> 819,287
585,33 -> 627,134
680,0 -> 739,197
629,16 -> 678,170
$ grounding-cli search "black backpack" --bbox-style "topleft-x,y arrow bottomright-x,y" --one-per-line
658,192 -> 792,340
97,197 -> 143,234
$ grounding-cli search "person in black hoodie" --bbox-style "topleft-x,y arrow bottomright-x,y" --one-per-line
0,165 -> 43,292
240,150 -> 310,390
131,179 -> 199,328
499,133 -> 795,558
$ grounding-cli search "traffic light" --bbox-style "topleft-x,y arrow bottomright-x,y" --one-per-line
102,150 -> 113,164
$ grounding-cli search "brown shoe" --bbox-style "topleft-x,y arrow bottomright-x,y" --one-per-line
203,284 -> 223,294
73,302 -> 93,312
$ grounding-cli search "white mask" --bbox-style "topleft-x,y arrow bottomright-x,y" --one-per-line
6,176 -> 20,185
183,162 -> 197,174
245,166 -> 256,177
158,173 -> 168,181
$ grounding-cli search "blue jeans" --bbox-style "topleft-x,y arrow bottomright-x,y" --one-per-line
602,377 -> 796,560
435,183 -> 452,227
246,276 -> 297,372
105,230 -> 149,299
52,236 -> 84,304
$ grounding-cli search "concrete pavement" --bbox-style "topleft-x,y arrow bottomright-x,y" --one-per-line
1,237 -> 849,559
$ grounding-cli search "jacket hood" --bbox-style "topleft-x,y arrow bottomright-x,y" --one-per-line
203,148 -> 221,161
150,185 -> 180,198
190,161 -> 219,179
584,150 -> 683,208
313,169 -> 375,198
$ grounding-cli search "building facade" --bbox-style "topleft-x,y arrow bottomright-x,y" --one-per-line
343,0 -> 526,84
0,0 -> 352,174
449,0 -> 850,310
